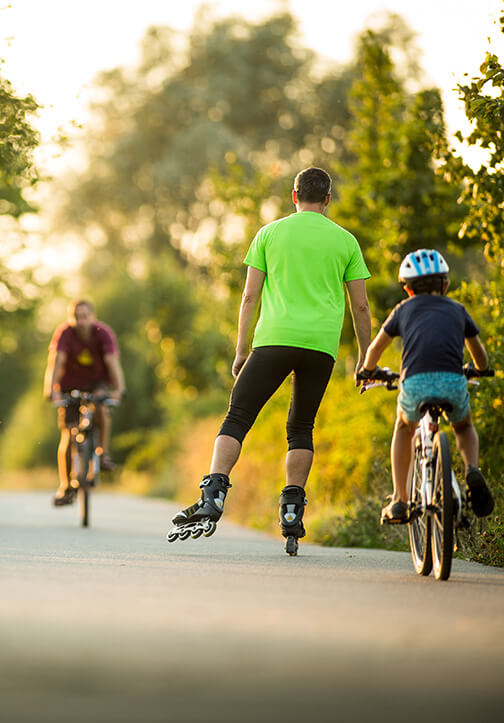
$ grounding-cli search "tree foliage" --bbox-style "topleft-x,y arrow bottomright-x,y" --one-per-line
0,73 -> 39,217
32,11 -> 476,463
437,10 -> 504,564
330,30 -> 466,319
442,41 -> 504,264
56,12 -> 359,267
0,70 -> 44,430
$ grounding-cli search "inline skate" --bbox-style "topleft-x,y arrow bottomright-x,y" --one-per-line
279,484 -> 307,556
166,473 -> 231,542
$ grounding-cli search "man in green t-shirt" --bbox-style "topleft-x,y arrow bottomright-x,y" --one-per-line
168,167 -> 371,555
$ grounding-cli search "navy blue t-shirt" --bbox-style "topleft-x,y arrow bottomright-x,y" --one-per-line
383,295 -> 479,381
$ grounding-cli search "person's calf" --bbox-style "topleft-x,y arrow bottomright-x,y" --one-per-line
452,415 -> 479,469
391,414 -> 416,501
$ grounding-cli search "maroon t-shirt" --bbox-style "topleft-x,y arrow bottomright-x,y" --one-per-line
49,321 -> 119,392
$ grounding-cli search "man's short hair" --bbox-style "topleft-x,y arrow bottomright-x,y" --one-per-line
294,167 -> 332,203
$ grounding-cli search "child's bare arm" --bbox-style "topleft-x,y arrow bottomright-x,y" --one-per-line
465,335 -> 488,371
362,328 -> 393,370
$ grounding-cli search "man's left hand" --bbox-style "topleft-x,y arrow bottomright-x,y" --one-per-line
232,352 -> 248,379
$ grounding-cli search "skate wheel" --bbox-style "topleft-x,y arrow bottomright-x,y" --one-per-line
166,531 -> 179,543
191,528 -> 203,539
285,536 -> 298,556
203,521 -> 217,537
179,529 -> 191,541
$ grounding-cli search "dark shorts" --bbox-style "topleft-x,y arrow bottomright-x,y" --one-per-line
219,345 -> 334,451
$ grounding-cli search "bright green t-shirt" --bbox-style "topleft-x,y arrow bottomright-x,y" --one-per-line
244,211 -> 370,359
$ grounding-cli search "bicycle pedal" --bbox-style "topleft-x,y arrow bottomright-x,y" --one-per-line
381,514 -> 408,526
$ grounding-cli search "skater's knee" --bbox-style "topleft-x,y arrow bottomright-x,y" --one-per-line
218,405 -> 256,444
286,421 -> 314,452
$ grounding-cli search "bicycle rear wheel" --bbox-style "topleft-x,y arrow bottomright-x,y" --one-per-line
431,432 -> 454,580
407,437 -> 432,576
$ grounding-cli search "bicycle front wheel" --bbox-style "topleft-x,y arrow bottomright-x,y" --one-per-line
77,437 -> 92,528
431,432 -> 454,580
407,437 -> 432,576
79,486 -> 90,528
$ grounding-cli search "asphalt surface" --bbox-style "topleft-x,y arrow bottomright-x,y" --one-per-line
1,490 -> 503,723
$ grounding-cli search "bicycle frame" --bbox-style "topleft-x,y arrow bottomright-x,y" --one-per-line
56,391 -> 118,527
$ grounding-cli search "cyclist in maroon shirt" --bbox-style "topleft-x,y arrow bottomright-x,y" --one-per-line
44,300 -> 125,505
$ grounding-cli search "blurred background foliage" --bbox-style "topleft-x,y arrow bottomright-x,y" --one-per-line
1,6 -> 503,564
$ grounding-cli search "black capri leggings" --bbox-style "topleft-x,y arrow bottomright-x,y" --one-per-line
218,346 -> 334,451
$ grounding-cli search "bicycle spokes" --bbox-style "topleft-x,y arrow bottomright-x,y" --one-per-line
407,443 -> 433,576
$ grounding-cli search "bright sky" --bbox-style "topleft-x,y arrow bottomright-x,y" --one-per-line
2,0 -> 503,160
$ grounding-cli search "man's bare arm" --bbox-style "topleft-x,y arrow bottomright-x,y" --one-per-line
44,350 -> 67,399
345,278 -> 372,380
233,266 -> 266,378
104,353 -> 126,399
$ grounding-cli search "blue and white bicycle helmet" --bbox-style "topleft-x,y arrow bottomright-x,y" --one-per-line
398,248 -> 449,282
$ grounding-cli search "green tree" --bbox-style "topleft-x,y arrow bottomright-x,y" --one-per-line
0,70 -> 43,431
43,10 -> 358,467
55,11 -> 359,267
435,8 -> 504,565
0,74 -> 39,217
331,30 -> 466,320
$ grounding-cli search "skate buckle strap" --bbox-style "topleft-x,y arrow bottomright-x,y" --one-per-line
200,473 -> 232,489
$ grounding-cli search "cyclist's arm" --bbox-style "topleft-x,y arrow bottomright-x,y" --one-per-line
46,350 -> 67,400
345,279 -> 371,374
362,328 -> 393,370
465,334 -> 488,371
233,266 -> 265,378
104,353 -> 126,399
43,350 -> 57,399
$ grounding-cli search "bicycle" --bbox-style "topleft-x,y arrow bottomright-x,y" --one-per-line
360,366 -> 494,581
54,391 -> 119,527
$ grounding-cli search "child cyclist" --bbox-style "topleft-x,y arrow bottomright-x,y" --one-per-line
358,248 -> 494,524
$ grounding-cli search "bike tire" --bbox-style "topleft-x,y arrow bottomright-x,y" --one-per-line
431,432 -> 454,580
79,486 -> 89,528
78,437 -> 92,528
91,428 -> 101,487
407,437 -> 433,576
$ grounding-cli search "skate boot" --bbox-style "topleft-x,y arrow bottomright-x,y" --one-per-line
166,473 -> 231,542
279,485 -> 307,556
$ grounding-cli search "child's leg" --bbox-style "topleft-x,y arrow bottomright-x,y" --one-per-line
391,412 -> 417,502
451,411 -> 494,517
451,411 -> 478,469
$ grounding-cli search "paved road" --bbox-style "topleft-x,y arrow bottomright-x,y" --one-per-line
1,490 -> 503,723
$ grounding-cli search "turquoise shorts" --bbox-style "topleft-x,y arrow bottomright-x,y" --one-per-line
398,372 -> 470,423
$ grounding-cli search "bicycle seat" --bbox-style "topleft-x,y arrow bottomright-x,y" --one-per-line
418,398 -> 453,416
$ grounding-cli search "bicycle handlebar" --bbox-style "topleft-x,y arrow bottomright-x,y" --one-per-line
52,391 -> 121,407
357,366 -> 399,394
463,365 -> 495,380
358,365 -> 495,395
